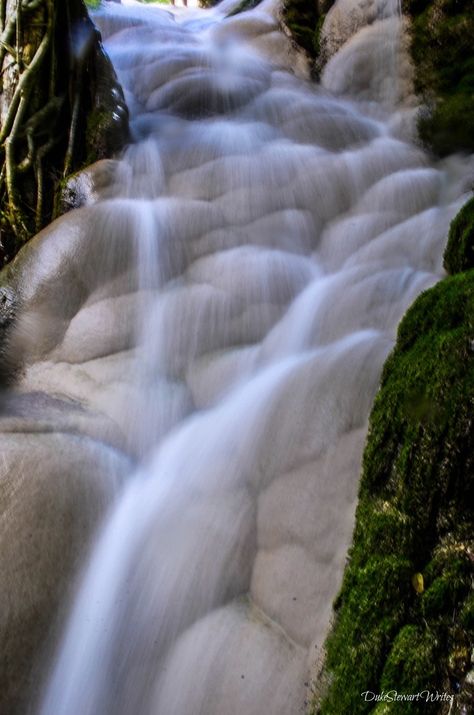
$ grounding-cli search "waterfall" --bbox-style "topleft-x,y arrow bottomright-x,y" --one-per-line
7,0 -> 470,714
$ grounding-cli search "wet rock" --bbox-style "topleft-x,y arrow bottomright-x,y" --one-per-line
403,0 -> 474,155
0,430 -> 128,715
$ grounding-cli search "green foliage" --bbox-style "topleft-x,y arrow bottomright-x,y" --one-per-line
314,262 -> 474,713
444,196 -> 474,275
404,0 -> 474,155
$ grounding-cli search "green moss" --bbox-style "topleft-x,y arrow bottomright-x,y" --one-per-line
423,546 -> 473,619
319,558 -> 413,714
281,0 -> 334,74
314,266 -> 474,714
404,0 -> 474,155
418,94 -> 474,158
381,625 -> 438,700
444,196 -> 474,275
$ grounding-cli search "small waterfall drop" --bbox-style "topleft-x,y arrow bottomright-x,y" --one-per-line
13,0 -> 471,714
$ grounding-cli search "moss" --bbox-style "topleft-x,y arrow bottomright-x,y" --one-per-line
422,547 -> 473,619
403,0 -> 474,155
381,625 -> 439,700
444,196 -> 474,276
282,0 -> 318,56
281,0 -> 335,75
418,93 -> 474,158
318,557 -> 413,714
315,267 -> 474,714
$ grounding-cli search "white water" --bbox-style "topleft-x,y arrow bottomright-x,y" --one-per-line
13,0 -> 471,713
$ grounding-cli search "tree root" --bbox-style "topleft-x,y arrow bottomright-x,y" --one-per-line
0,0 -> 128,264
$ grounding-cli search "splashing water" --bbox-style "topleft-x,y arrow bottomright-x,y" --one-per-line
8,0 -> 470,713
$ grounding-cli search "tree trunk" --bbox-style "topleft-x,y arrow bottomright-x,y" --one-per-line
0,0 -> 128,264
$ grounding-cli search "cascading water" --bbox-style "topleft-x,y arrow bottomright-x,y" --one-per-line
5,0 -> 471,713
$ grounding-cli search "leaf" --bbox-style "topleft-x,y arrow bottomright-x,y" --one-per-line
412,572 -> 424,594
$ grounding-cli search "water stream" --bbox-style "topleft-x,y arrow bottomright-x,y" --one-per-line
10,0 -> 472,713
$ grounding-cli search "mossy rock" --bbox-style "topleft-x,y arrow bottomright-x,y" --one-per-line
380,625 -> 438,698
84,43 -> 129,166
444,196 -> 474,276
281,0 -> 334,74
314,267 -> 474,714
403,0 -> 474,155
282,0 -> 319,56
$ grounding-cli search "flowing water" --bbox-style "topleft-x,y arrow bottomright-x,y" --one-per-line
6,0 -> 472,713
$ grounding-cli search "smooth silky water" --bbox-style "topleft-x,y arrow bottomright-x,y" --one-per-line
6,0 -> 470,712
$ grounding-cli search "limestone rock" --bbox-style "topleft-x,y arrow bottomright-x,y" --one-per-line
0,429 -> 128,715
